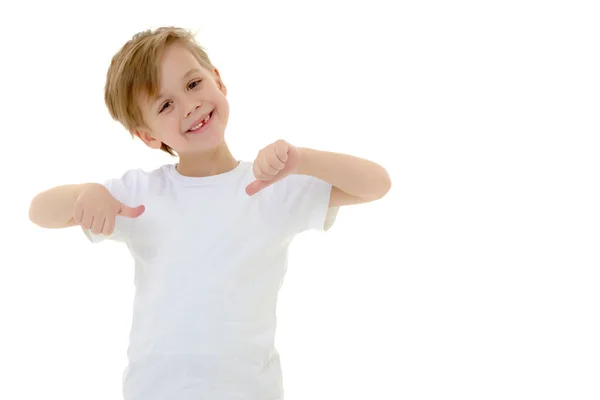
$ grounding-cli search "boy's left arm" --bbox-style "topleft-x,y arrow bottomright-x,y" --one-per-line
246,140 -> 391,207
296,147 -> 391,207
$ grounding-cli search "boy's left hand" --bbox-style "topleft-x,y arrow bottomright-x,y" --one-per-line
246,139 -> 302,196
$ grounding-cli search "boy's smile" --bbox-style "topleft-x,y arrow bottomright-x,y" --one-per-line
185,110 -> 214,134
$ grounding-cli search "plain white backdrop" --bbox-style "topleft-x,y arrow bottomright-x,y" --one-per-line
1,1 -> 599,399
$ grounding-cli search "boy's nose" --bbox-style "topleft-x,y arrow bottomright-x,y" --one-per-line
186,102 -> 203,118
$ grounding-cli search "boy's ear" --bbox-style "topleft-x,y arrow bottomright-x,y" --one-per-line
213,68 -> 227,96
132,128 -> 162,149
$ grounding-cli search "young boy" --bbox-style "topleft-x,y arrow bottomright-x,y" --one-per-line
29,27 -> 391,400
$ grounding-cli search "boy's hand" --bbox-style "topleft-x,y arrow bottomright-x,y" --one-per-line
246,139 -> 301,196
73,183 -> 145,235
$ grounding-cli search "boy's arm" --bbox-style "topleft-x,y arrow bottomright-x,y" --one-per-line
246,140 -> 391,207
29,183 -> 96,228
296,148 -> 391,207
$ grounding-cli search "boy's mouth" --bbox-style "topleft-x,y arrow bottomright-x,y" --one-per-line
186,111 -> 213,133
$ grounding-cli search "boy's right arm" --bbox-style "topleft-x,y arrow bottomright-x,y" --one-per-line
28,183 -> 145,234
29,183 -> 97,229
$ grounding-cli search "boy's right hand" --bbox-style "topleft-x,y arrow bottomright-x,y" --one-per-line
73,183 -> 145,235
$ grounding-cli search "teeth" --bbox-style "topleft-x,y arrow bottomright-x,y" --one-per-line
189,113 -> 211,131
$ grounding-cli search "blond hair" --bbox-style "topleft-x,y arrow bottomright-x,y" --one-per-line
104,27 -> 216,155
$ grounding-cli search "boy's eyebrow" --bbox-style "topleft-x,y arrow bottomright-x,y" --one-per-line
183,68 -> 203,79
152,68 -> 203,106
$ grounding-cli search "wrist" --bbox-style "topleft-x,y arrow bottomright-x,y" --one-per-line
296,147 -> 317,176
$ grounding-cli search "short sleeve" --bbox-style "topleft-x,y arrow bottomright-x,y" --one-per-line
273,173 -> 339,234
83,169 -> 142,244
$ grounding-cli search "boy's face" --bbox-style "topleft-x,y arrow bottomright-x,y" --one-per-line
134,44 -> 229,155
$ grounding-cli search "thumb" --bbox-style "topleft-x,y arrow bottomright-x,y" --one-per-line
118,204 -> 145,218
245,180 -> 270,196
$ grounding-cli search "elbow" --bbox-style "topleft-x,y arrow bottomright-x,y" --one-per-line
28,195 -> 42,226
374,167 -> 392,200
28,193 -> 52,228
382,168 -> 392,196
364,167 -> 391,202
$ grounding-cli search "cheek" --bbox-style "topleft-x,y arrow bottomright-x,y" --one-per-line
163,114 -> 182,133
218,99 -> 230,120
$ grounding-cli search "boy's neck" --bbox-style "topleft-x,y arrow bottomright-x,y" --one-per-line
175,143 -> 239,178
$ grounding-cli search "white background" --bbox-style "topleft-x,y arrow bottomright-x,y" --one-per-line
1,1 -> 599,399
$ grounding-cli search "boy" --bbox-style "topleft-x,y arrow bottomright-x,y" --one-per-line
29,27 -> 391,400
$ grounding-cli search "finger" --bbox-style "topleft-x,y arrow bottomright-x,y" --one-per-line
252,160 -> 261,179
72,204 -> 84,224
245,180 -> 271,196
118,204 -> 145,218
259,156 -> 279,177
81,212 -> 93,230
274,141 -> 289,164
252,159 -> 272,181
267,149 -> 286,171
102,216 -> 115,236
90,215 -> 104,234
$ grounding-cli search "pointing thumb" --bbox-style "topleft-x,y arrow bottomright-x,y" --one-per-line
118,204 -> 145,218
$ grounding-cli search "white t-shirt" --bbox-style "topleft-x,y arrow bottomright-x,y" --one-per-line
84,161 -> 338,400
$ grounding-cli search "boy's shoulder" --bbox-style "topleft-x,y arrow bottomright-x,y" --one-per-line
104,164 -> 165,187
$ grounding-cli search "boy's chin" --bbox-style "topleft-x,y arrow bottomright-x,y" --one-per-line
174,135 -> 227,154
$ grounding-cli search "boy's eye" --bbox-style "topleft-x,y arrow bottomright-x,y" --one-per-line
188,80 -> 202,90
159,101 -> 173,113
